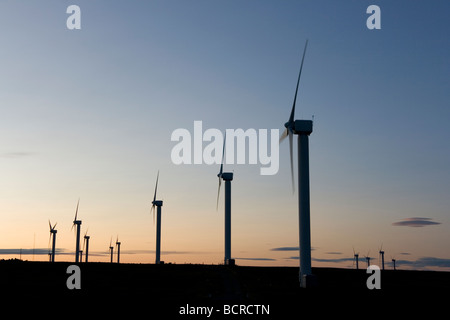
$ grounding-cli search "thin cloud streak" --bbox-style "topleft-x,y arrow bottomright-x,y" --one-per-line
0,152 -> 35,158
0,248 -> 67,255
392,217 -> 441,227
270,246 -> 299,252
235,257 -> 277,261
394,257 -> 450,269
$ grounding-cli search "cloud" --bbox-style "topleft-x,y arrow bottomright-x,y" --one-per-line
392,257 -> 450,269
119,249 -> 197,255
0,248 -> 67,255
392,217 -> 441,227
270,246 -> 299,252
271,246 -> 316,252
312,257 -> 354,263
414,257 -> 450,268
284,256 -> 354,263
0,152 -> 35,158
235,257 -> 277,261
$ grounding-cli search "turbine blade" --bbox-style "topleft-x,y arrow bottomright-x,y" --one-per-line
288,128 -> 295,193
219,133 -> 226,175
74,198 -> 80,222
152,204 -> 155,225
279,128 -> 288,143
216,177 -> 222,211
289,40 -> 308,124
48,232 -> 52,251
153,171 -> 159,203
48,220 -> 52,231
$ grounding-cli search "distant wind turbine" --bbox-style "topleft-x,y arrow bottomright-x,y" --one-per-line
391,256 -> 397,271
83,230 -> 90,263
109,238 -> 114,263
116,236 -> 121,264
364,251 -> 371,267
379,244 -> 385,270
48,220 -> 57,263
279,39 -> 315,287
72,199 -> 82,263
353,248 -> 359,270
216,134 -> 234,266
151,171 -> 164,264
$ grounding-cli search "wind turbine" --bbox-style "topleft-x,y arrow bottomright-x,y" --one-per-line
48,221 -> 57,263
353,248 -> 359,270
216,134 -> 234,266
72,199 -> 82,263
83,230 -> 90,263
279,40 -> 315,287
391,256 -> 397,271
364,251 -> 371,267
378,244 -> 385,270
109,238 -> 114,263
116,236 -> 121,264
151,171 -> 164,264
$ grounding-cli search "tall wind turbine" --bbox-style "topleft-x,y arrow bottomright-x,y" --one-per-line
216,134 -> 234,266
353,248 -> 359,270
151,171 -> 164,264
379,244 -> 385,270
109,238 -> 114,263
48,221 -> 57,263
279,40 -> 314,287
392,257 -> 396,271
116,236 -> 121,264
72,199 -> 82,263
364,251 -> 371,267
83,230 -> 90,263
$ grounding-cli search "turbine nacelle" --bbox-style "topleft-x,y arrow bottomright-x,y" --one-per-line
49,221 -> 58,234
219,172 -> 233,181
152,200 -> 163,207
284,120 -> 313,135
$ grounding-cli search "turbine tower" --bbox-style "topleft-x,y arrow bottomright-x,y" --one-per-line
72,199 -> 82,263
151,171 -> 164,264
83,230 -> 90,263
109,238 -> 114,263
364,251 -> 371,267
353,248 -> 359,270
279,40 -> 315,287
116,236 -> 121,264
216,134 -> 234,266
391,256 -> 396,270
48,221 -> 57,263
379,244 -> 385,270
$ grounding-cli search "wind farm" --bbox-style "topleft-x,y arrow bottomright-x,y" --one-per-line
0,0 -> 449,314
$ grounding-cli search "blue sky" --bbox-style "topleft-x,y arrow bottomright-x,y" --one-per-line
0,1 -> 449,270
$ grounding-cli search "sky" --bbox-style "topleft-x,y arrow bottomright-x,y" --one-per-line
0,0 -> 449,271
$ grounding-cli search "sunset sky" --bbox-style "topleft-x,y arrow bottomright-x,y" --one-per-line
0,1 -> 449,271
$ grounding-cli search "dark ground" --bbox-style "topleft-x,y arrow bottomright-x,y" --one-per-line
1,260 -> 448,316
